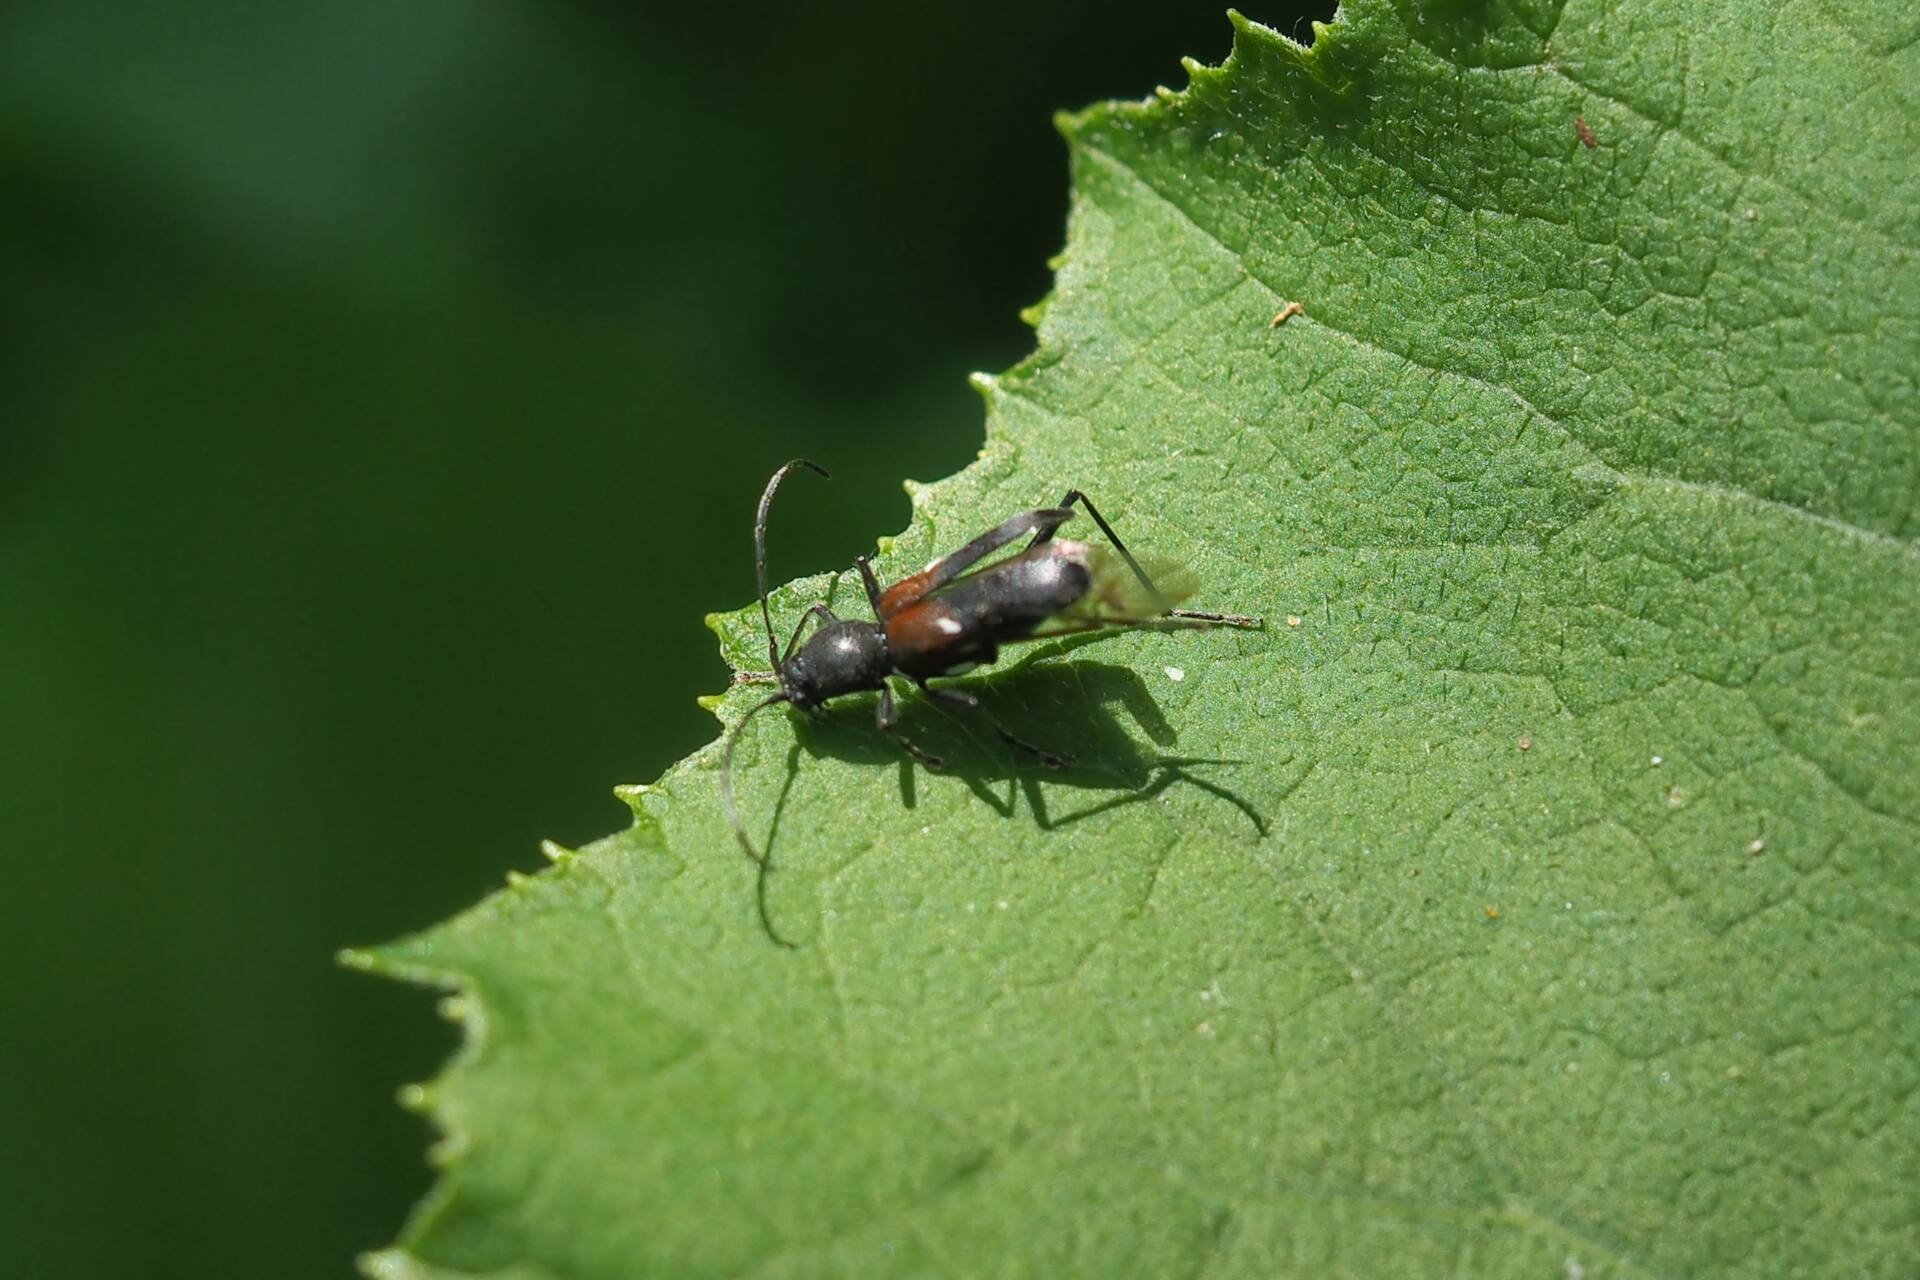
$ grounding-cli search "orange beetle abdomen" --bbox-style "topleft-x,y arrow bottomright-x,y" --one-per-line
884,597 -> 997,679
876,567 -> 940,619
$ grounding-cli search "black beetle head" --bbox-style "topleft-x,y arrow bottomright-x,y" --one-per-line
781,620 -> 890,710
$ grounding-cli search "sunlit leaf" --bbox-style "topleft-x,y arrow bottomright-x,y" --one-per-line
352,4 -> 1919,1275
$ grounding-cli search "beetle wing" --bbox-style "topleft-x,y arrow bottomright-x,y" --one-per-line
1023,546 -> 1196,635
878,507 -> 1074,618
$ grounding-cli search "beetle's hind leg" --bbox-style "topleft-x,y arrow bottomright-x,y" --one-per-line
1165,608 -> 1265,628
921,683 -> 1065,770
1036,489 -> 1262,629
1034,488 -> 1159,597
877,683 -> 945,771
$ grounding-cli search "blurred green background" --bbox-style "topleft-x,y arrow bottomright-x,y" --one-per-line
0,3 -> 1324,1276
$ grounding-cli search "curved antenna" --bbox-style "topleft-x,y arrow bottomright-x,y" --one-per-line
754,459 -> 830,672
718,690 -> 796,947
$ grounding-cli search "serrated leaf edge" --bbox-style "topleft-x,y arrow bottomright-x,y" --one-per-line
344,12 -> 1334,1276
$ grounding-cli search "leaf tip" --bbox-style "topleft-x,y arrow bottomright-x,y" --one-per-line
1225,6 -> 1308,49
356,1249 -> 414,1280
341,931 -> 464,990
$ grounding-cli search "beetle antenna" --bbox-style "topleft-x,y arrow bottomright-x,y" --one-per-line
718,690 -> 796,947
754,459 -> 831,673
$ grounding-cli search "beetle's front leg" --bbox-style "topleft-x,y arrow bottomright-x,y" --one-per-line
854,555 -> 884,617
877,682 -> 944,771
781,602 -> 840,664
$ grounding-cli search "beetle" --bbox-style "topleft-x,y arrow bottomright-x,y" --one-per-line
720,459 -> 1260,945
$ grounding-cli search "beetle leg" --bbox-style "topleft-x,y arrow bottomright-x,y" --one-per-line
780,603 -> 839,664
854,555 -> 884,615
1164,608 -> 1265,628
877,683 -> 945,770
1033,489 -> 1262,628
922,683 -> 1064,770
1035,488 -> 1161,598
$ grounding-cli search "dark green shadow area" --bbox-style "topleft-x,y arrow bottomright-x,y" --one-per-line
788,659 -> 1268,833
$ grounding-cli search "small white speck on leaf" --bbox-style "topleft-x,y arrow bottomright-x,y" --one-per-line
1650,755 -> 1664,766
1747,837 -> 1766,855
1164,666 -> 1185,682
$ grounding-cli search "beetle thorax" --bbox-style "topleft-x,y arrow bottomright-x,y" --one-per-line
781,620 -> 890,709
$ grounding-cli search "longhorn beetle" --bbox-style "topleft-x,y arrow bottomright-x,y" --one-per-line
720,459 -> 1261,945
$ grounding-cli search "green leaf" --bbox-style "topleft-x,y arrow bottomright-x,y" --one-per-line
351,3 -> 1919,1275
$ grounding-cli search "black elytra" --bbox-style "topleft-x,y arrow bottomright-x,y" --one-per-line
718,459 -> 1261,946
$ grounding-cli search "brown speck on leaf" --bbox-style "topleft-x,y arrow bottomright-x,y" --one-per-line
1484,904 -> 1501,920
1518,735 -> 1532,751
1268,301 -> 1304,328
1575,116 -> 1597,148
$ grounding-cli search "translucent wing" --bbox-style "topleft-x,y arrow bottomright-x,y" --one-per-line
1028,546 -> 1196,634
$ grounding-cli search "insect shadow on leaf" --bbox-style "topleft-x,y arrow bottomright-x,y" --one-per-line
801,658 -> 1268,828
740,660 -> 1267,948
